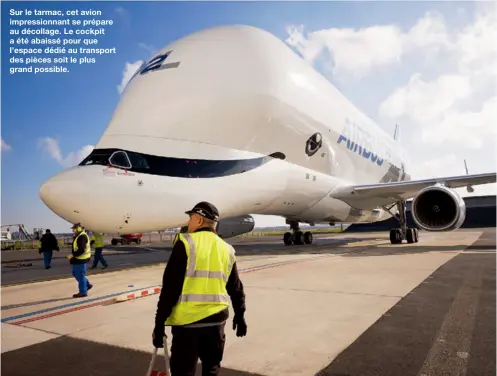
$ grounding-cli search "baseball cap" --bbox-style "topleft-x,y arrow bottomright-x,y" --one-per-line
185,201 -> 220,221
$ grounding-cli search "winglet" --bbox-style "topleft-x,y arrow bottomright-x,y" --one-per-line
464,159 -> 475,193
393,124 -> 399,141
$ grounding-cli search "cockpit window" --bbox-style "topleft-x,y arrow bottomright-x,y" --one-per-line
127,151 -> 150,170
80,151 -> 111,166
109,151 -> 131,169
79,147 -> 284,178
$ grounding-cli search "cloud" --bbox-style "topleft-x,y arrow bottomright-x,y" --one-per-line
379,73 -> 472,123
378,9 -> 497,149
1,138 -> 12,151
139,43 -> 157,55
38,137 -> 94,168
284,6 -> 496,198
117,60 -> 144,94
285,11 -> 451,79
114,6 -> 131,28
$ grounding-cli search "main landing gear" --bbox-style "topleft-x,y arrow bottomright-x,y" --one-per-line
283,221 -> 313,245
384,200 -> 419,245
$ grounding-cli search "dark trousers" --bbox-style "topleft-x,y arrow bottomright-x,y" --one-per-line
43,251 -> 53,268
170,322 -> 226,376
92,248 -> 108,268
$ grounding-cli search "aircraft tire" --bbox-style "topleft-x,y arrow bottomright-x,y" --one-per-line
389,229 -> 402,244
413,228 -> 419,242
304,231 -> 313,244
293,231 -> 304,245
283,232 -> 293,246
406,228 -> 415,244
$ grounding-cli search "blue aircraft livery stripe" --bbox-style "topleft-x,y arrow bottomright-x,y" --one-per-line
336,134 -> 384,167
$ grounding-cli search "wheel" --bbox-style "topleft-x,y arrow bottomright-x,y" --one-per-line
121,239 -> 126,245
136,238 -> 142,245
304,231 -> 313,244
283,232 -> 292,246
111,239 -> 118,246
406,228 -> 415,244
389,229 -> 402,244
293,231 -> 304,245
413,228 -> 419,243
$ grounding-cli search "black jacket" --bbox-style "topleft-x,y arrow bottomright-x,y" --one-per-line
154,227 -> 246,327
39,233 -> 59,253
70,231 -> 91,264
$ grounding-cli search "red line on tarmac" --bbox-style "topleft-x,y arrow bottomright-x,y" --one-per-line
11,255 -> 327,326
13,299 -> 115,326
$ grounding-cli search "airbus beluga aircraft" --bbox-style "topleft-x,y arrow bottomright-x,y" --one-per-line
39,25 -> 496,246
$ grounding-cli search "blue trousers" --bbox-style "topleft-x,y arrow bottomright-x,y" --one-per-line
92,248 -> 108,268
72,264 -> 92,294
43,251 -> 53,268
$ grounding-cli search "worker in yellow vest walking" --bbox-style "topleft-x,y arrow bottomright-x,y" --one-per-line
67,223 -> 93,298
90,232 -> 108,269
153,201 -> 247,376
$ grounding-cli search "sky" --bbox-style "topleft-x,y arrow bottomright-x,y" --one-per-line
1,1 -> 496,233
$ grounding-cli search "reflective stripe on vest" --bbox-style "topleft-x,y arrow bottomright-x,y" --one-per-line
92,233 -> 104,248
73,232 -> 91,260
165,231 -> 236,326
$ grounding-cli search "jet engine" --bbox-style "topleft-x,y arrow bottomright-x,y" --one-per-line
411,185 -> 466,231
216,215 -> 255,238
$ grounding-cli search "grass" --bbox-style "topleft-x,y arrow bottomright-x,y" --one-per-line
0,227 -> 344,251
239,227 -> 344,237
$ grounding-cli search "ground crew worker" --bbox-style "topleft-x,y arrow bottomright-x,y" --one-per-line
67,223 -> 93,298
90,231 -> 108,269
38,229 -> 59,269
153,201 -> 247,376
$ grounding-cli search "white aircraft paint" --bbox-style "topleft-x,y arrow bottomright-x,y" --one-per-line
39,25 -> 495,238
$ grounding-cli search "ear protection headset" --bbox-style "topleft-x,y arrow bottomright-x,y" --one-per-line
73,224 -> 83,232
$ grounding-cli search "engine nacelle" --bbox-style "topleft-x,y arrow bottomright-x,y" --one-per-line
216,215 -> 255,238
411,185 -> 466,231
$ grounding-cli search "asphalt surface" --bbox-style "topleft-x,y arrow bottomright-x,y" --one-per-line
316,228 -> 496,376
0,234 -> 372,286
1,229 -> 495,376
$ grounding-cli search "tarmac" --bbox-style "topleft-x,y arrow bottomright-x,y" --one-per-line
1,228 -> 495,376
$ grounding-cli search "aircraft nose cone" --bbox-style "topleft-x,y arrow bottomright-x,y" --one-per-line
39,178 -> 54,205
39,169 -> 84,224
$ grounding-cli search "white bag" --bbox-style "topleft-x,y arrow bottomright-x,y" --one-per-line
145,336 -> 170,376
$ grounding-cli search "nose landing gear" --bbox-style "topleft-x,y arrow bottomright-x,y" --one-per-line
283,221 -> 313,245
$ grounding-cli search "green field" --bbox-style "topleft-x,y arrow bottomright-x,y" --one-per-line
1,227 -> 344,251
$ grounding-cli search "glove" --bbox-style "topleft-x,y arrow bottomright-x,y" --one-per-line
66,254 -> 73,260
232,315 -> 247,337
152,325 -> 166,348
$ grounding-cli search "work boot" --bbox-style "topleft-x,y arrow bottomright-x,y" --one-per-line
72,293 -> 87,298
87,284 -> 93,290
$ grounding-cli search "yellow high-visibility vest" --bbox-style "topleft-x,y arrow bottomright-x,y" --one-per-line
92,233 -> 105,248
165,231 -> 236,326
73,231 -> 91,260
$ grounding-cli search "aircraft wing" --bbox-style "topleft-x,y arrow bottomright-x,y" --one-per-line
332,172 -> 496,208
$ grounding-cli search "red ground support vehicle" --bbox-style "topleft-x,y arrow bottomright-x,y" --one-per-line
111,233 -> 143,245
